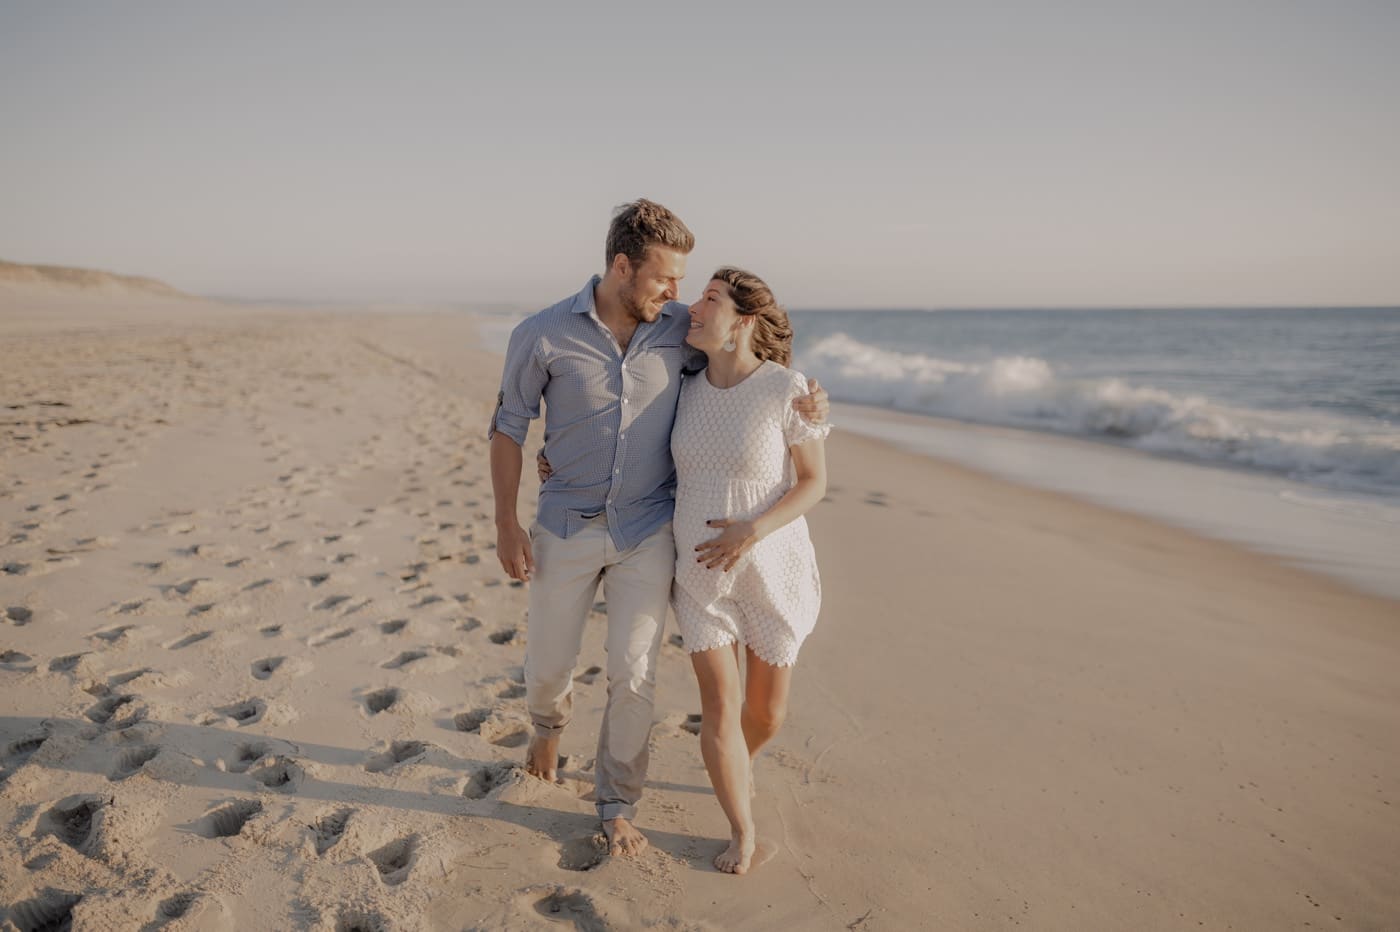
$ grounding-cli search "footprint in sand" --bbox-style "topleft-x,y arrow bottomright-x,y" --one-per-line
90,624 -> 139,645
481,720 -> 530,749
453,709 -> 490,733
5,731 -> 48,766
152,892 -> 202,926
6,891 -> 82,932
313,807 -> 354,855
259,624 -> 283,637
162,578 -> 220,600
251,657 -> 285,679
165,631 -> 212,650
309,627 -> 353,647
86,694 -> 138,726
378,619 -> 408,635
489,627 -> 519,646
457,617 -> 482,634
109,745 -> 160,781
381,650 -> 428,670
558,834 -> 609,872
497,681 -> 526,700
529,888 -> 607,927
228,742 -> 271,774
461,761 -> 524,800
363,688 -> 400,715
364,740 -> 431,774
250,756 -> 303,791
574,666 -> 602,686
195,800 -> 262,838
335,909 -> 391,932
48,651 -> 92,674
0,649 -> 34,670
98,668 -> 154,688
215,699 -> 267,726
366,835 -> 417,885
681,714 -> 703,736
39,794 -> 108,853
3,605 -> 34,625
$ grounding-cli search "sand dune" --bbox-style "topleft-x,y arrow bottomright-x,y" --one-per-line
0,260 -> 190,299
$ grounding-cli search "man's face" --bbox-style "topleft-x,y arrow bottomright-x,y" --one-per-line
619,247 -> 687,324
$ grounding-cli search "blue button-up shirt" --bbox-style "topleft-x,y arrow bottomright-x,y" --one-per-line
489,276 -> 704,551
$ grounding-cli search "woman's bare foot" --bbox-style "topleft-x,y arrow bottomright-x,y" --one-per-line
603,817 -> 649,857
525,734 -> 560,783
714,831 -> 756,874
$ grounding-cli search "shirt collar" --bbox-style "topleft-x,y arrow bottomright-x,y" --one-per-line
571,275 -> 602,315
572,274 -> 681,318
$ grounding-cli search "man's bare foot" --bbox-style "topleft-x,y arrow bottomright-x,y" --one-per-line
525,734 -> 561,783
603,817 -> 648,857
714,830 -> 756,874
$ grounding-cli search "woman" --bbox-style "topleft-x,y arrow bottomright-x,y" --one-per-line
671,267 -> 828,875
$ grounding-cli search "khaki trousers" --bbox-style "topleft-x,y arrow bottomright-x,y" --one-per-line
524,516 -> 673,822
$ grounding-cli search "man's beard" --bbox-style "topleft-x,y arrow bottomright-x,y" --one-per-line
619,276 -> 659,322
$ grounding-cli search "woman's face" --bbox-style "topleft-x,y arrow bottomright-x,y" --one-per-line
686,280 -> 747,353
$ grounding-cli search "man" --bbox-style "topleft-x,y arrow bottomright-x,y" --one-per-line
489,198 -> 827,856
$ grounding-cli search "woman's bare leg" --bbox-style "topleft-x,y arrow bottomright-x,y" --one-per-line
690,644 -> 756,874
741,647 -> 793,761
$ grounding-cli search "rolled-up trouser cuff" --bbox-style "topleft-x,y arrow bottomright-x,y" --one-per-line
598,801 -> 638,823
532,720 -> 567,740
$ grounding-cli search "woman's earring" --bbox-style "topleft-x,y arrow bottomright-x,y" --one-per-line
723,334 -> 737,352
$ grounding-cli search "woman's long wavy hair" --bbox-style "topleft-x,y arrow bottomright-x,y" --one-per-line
710,267 -> 792,367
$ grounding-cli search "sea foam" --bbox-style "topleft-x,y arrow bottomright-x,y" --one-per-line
799,333 -> 1400,498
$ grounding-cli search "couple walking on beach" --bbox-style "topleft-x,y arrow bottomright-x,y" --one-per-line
488,199 -> 830,874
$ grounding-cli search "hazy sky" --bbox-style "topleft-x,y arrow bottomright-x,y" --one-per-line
2,1 -> 1397,308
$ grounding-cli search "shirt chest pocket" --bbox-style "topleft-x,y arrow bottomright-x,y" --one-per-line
628,340 -> 688,385
638,337 -> 691,375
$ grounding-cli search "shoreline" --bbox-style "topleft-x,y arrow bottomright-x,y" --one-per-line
830,400 -> 1400,602
2,300 -> 1397,929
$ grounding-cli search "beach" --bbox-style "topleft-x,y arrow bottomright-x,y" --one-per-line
2,296 -> 1398,931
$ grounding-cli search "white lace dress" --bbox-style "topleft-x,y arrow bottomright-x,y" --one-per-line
670,361 -> 830,667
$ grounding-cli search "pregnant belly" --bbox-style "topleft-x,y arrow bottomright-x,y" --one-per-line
673,481 -> 784,600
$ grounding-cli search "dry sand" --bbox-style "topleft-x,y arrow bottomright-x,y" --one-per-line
1,295 -> 1397,931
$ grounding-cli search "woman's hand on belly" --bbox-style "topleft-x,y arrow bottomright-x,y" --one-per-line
694,518 -> 761,573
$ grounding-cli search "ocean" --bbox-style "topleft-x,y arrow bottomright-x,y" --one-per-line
478,305 -> 1400,598
791,306 -> 1400,502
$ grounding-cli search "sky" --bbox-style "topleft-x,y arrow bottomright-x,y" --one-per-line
1,1 -> 1397,309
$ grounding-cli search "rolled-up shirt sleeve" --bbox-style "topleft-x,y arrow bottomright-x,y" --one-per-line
488,320 -> 547,445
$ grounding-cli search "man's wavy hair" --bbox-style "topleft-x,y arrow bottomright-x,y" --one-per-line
605,198 -> 695,270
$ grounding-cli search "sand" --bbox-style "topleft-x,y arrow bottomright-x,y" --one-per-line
1,294 -> 1397,931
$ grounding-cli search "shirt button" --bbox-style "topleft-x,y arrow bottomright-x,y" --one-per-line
614,468 -> 620,474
